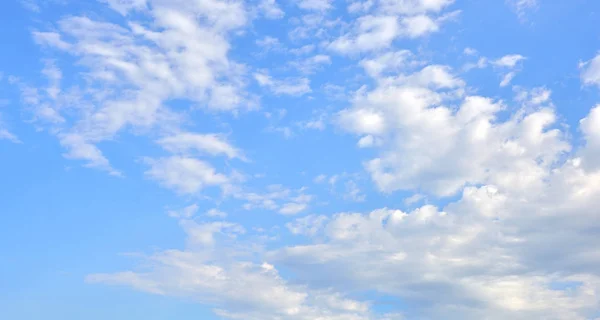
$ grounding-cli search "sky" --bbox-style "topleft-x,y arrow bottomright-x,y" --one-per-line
1,0 -> 600,319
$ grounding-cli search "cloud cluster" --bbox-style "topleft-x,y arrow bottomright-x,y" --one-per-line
14,0 -> 600,319
339,51 -> 565,196
329,0 -> 458,54
27,0 -> 252,173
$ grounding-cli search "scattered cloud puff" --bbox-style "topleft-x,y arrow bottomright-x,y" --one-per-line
506,0 -> 538,20
581,53 -> 600,87
144,156 -> 229,194
254,72 -> 312,96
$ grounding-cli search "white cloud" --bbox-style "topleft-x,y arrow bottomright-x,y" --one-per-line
273,164 -> 600,317
377,0 -> 455,15
500,71 -> 517,87
88,211 -> 374,320
254,72 -> 312,96
20,0 -> 40,12
287,215 -> 329,236
25,1 -> 600,319
399,14 -> 440,38
289,44 -> 316,56
28,0 -> 253,173
338,108 -> 387,136
357,135 -> 376,148
102,0 -> 148,15
329,12 -> 454,54
297,0 -> 333,11
259,0 -> 285,19
144,156 -> 229,194
360,49 -> 416,78
344,180 -> 366,202
0,128 -> 20,143
59,133 -> 121,176
462,57 -> 488,72
180,220 -> 245,247
256,36 -> 280,48
298,112 -> 327,131
403,193 -> 424,205
328,15 -> 400,53
463,47 -> 478,55
290,54 -> 332,74
339,61 -> 569,196
493,54 -> 526,87
580,53 -> 600,87
579,105 -> 600,171
348,0 -> 374,13
279,202 -> 308,215
168,204 -> 199,219
0,112 -> 20,144
493,54 -> 526,68
237,185 -> 313,214
206,208 -> 228,218
506,0 -> 538,20
32,31 -> 71,51
314,174 -> 327,183
157,133 -> 244,160
91,136 -> 600,318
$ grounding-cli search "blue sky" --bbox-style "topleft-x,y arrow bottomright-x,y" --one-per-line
2,0 -> 600,319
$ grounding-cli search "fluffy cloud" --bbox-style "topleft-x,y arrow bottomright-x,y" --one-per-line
329,0 -> 457,54
492,54 -> 526,87
273,159 -> 600,318
59,133 -> 121,176
87,212 -> 380,320
279,202 -> 308,215
338,56 -> 567,196
90,112 -> 600,317
579,105 -> 600,171
20,1 -> 600,319
493,54 -> 526,68
377,0 -> 455,14
144,156 -> 229,194
581,53 -> 600,87
28,0 -> 252,173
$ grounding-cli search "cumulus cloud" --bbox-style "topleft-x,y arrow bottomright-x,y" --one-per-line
91,125 -> 600,318
20,1 -> 600,319
144,156 -> 229,194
